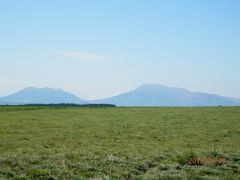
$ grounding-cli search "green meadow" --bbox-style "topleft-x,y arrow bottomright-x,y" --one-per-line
0,106 -> 239,179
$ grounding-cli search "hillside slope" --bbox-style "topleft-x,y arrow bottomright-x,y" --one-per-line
0,87 -> 85,105
92,84 -> 240,106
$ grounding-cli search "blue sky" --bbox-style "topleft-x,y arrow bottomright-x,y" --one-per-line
0,0 -> 240,99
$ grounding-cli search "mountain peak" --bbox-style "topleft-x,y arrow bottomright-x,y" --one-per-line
138,84 -> 163,88
0,87 -> 85,105
22,87 -> 38,91
136,84 -> 165,90
135,84 -> 189,93
92,84 -> 240,106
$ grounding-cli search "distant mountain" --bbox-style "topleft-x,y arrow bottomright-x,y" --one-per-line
91,84 -> 240,106
1,85 -> 240,106
0,87 -> 85,105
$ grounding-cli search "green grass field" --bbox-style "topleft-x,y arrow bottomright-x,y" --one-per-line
0,106 -> 239,179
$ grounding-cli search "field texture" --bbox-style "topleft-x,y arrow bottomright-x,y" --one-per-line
0,106 -> 239,179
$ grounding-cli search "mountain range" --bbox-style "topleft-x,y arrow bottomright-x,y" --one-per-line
0,84 -> 240,106
0,87 -> 85,105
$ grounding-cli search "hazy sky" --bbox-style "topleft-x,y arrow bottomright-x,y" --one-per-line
1,0 -> 240,99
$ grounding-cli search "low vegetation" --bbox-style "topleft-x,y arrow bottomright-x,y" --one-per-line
0,106 -> 239,179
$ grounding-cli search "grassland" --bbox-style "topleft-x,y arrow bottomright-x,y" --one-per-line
0,106 -> 239,179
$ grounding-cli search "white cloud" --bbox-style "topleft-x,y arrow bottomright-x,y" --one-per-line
53,51 -> 110,62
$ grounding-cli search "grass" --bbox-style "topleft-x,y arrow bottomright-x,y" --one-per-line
0,106 -> 239,179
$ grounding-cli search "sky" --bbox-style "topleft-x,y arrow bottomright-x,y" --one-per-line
0,0 -> 240,100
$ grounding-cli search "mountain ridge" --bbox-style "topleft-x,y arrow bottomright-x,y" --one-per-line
90,84 -> 240,106
0,87 -> 85,105
0,84 -> 240,106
